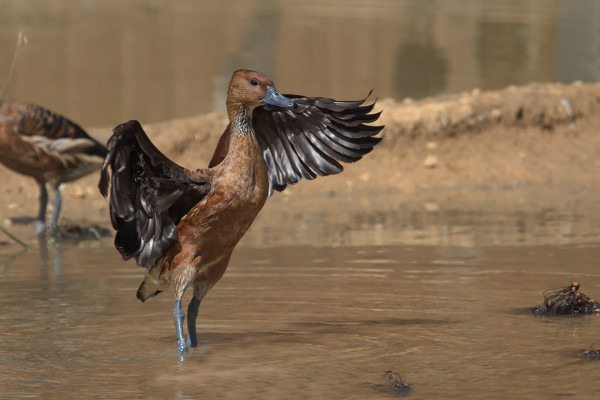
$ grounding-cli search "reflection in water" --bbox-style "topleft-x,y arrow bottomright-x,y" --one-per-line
0,0 -> 598,126
395,41 -> 448,98
243,195 -> 600,248
393,9 -> 448,98
38,235 -> 63,279
0,247 -> 27,276
477,19 -> 555,91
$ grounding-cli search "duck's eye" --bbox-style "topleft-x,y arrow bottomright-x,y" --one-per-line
250,79 -> 258,86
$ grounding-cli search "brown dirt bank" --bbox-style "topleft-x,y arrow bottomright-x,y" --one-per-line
1,82 -> 599,246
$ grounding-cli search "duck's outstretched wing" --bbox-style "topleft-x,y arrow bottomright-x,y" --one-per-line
99,120 -> 212,269
13,101 -> 107,158
252,94 -> 383,195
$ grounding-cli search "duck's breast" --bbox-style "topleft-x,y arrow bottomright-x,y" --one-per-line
178,131 -> 269,252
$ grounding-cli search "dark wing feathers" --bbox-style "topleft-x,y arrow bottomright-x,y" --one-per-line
98,120 -> 211,269
253,93 -> 383,195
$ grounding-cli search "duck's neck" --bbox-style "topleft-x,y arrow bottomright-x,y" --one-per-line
218,105 -> 268,198
222,104 -> 261,166
227,103 -> 254,136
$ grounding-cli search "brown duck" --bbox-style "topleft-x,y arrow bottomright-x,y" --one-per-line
99,69 -> 383,353
0,96 -> 107,235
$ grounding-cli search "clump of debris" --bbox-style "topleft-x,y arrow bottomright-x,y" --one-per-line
386,370 -> 412,396
529,281 -> 600,316
370,369 -> 412,397
582,346 -> 600,361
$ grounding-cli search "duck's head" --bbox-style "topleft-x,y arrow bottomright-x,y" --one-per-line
227,70 -> 295,118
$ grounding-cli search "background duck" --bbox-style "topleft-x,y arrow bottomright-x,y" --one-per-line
0,95 -> 108,235
99,69 -> 383,353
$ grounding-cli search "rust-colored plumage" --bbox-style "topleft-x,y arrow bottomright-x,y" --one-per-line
99,69 -> 383,352
0,96 -> 107,234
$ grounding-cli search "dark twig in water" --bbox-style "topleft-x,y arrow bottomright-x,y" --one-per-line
582,345 -> 600,361
529,281 -> 600,316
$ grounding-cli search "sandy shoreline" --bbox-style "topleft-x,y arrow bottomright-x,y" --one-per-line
1,81 -> 599,245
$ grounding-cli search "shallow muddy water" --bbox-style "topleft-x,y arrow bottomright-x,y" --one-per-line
1,228 -> 599,399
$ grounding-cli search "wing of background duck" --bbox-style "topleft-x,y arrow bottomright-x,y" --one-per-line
253,94 -> 383,195
15,102 -> 107,158
98,120 -> 212,269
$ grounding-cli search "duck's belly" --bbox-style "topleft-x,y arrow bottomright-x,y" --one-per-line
206,192 -> 267,248
178,179 -> 268,257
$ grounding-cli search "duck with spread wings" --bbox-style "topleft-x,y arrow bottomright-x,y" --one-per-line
99,69 -> 383,353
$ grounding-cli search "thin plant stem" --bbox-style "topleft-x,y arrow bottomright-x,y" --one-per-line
0,224 -> 29,250
0,32 -> 28,107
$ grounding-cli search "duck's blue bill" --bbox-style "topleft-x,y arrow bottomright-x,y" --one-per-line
262,86 -> 295,108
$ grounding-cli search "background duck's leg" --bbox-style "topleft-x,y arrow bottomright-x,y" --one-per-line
49,187 -> 62,235
186,297 -> 201,347
35,183 -> 48,235
173,299 -> 186,353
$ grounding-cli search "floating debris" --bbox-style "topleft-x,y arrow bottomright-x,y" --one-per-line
385,370 -> 412,396
370,369 -> 412,397
582,346 -> 600,361
529,281 -> 600,316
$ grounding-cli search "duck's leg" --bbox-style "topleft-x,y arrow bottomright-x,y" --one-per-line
173,299 -> 186,353
185,259 -> 230,347
49,187 -> 62,235
186,296 -> 202,347
35,183 -> 48,235
174,264 -> 214,352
